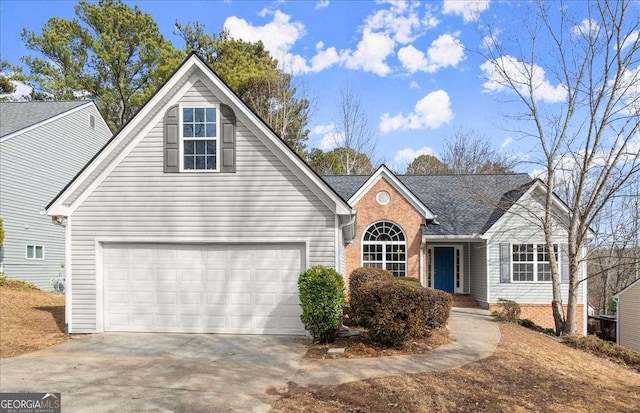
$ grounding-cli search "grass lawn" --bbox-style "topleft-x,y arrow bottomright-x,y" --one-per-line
273,323 -> 640,412
0,279 -> 67,357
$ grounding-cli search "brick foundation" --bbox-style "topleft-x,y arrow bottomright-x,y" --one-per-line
489,303 -> 585,335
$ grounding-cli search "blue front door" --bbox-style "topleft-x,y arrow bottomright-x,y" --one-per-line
434,247 -> 455,292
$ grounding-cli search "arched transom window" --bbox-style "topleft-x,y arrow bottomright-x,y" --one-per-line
362,221 -> 406,276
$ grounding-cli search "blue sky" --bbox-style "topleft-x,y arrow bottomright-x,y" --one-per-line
0,0 -> 616,173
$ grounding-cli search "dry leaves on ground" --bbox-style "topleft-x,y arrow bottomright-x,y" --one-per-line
0,282 -> 68,357
273,323 -> 640,413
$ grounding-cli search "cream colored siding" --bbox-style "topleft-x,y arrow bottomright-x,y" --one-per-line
0,105 -> 110,289
468,241 -> 488,305
618,281 -> 640,353
69,82 -> 336,332
485,192 -> 583,304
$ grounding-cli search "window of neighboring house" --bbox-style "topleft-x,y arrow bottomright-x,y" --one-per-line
362,221 -> 406,276
512,243 -> 558,282
181,106 -> 218,171
26,245 -> 44,260
89,114 -> 96,129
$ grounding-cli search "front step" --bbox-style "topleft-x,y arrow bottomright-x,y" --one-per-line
451,294 -> 478,308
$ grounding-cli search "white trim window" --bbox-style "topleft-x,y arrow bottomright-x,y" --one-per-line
512,243 -> 558,282
362,221 -> 406,276
26,244 -> 44,260
181,106 -> 219,171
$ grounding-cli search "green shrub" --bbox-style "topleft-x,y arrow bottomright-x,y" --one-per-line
354,277 -> 452,347
492,299 -> 521,322
564,334 -> 640,373
398,277 -> 423,287
298,265 -> 346,343
0,272 -> 6,286
348,267 -> 394,325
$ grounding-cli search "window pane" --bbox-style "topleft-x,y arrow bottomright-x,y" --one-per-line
206,123 -> 216,137
27,245 -> 34,259
196,141 -> 206,154
206,156 -> 216,170
183,124 -> 193,137
194,124 -> 204,137
35,246 -> 43,259
183,108 -> 193,122
184,156 -> 195,170
194,108 -> 205,122
184,141 -> 195,155
205,107 -> 216,122
195,156 -> 205,169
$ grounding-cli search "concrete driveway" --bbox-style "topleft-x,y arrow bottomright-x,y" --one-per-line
0,309 -> 500,412
0,333 -> 309,412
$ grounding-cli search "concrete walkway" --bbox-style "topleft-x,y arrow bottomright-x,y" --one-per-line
0,308 -> 500,412
294,307 -> 501,386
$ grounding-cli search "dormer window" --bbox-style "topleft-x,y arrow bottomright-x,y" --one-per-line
181,106 -> 219,171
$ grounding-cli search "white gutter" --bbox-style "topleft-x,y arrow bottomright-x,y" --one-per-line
419,240 -> 425,286
422,234 -> 483,242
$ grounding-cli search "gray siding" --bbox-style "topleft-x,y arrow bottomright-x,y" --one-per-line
485,193 -> 584,304
0,105 -> 111,289
69,81 -> 337,332
468,241 -> 488,305
618,282 -> 640,353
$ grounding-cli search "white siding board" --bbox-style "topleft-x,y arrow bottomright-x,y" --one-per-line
618,282 -> 640,353
0,105 -> 110,289
69,82 -> 336,332
485,193 -> 584,304
468,241 -> 488,304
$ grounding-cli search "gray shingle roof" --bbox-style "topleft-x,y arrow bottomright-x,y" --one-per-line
322,174 -> 533,236
0,101 -> 90,138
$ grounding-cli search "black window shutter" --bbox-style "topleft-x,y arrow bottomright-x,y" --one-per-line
500,243 -> 511,283
220,104 -> 236,173
164,105 -> 179,173
560,244 -> 570,283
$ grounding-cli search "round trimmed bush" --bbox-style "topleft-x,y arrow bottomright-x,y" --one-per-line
298,266 -> 346,342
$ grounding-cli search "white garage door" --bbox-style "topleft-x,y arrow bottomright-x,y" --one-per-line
102,243 -> 306,335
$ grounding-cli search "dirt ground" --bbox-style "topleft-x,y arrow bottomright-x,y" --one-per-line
305,327 -> 452,359
0,281 -> 68,358
273,323 -> 640,413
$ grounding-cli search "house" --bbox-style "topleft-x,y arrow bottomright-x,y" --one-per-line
45,53 -> 587,335
324,167 -> 587,334
0,101 -> 111,290
614,278 -> 640,352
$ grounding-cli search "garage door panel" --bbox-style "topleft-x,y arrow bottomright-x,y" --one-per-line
103,243 -> 306,334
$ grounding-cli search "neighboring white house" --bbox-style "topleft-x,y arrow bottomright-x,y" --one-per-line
0,101 -> 111,290
614,278 -> 640,353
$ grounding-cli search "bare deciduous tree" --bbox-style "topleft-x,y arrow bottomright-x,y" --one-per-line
328,83 -> 377,175
442,128 -> 516,174
481,0 -> 640,334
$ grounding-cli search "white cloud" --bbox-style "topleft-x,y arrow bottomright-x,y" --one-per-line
571,19 -> 600,37
342,29 -> 396,76
311,123 -> 335,136
224,11 -> 305,57
318,132 -> 344,151
379,89 -> 453,133
622,30 -> 639,50
398,33 -> 465,73
309,47 -> 341,72
442,0 -> 490,23
409,81 -> 420,89
364,1 -> 424,44
0,80 -> 33,101
392,146 -> 437,172
481,29 -> 501,50
480,55 -> 568,103
315,0 -> 330,9
500,137 -> 512,149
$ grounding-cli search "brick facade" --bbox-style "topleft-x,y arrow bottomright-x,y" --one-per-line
344,178 -> 424,286
489,303 -> 585,335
